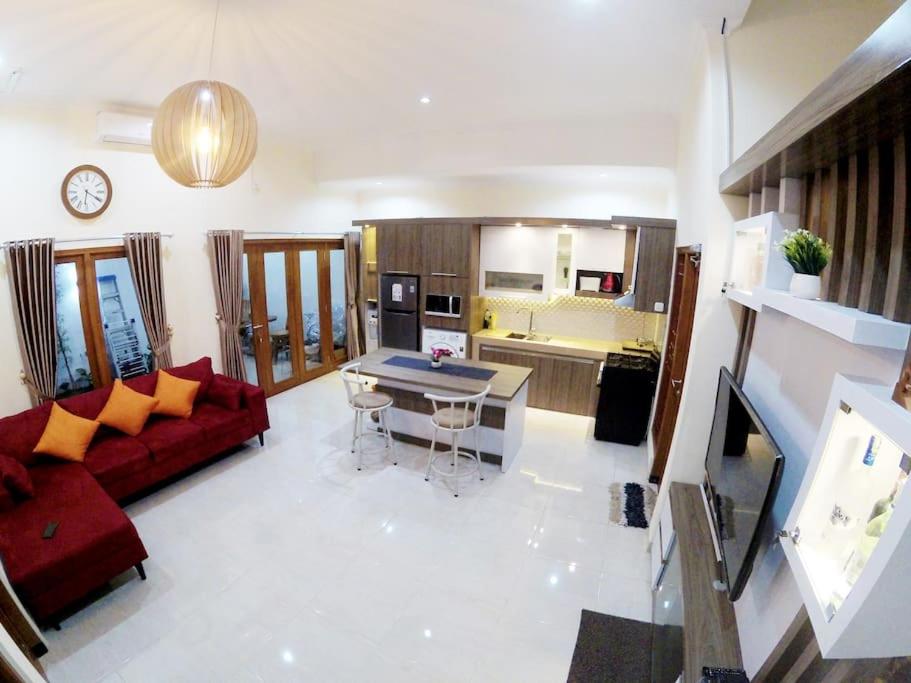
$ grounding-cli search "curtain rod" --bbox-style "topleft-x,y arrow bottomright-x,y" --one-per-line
240,230 -> 346,238
1,233 -> 175,248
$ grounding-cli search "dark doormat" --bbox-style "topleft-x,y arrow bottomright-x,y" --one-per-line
567,610 -> 652,683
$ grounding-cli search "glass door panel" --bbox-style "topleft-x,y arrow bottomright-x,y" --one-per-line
240,253 -> 258,385
329,248 -> 347,360
54,261 -> 94,398
299,250 -> 323,371
263,251 -> 293,384
94,257 -> 152,380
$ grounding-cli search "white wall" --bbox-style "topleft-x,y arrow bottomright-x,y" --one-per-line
735,311 -> 904,675
727,0 -> 902,158
0,102 -> 357,413
352,168 -> 675,222
662,4 -> 904,678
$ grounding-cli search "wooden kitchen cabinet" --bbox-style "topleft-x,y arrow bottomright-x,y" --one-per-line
376,224 -> 422,275
422,223 -> 473,277
477,345 -> 599,416
633,226 -> 676,314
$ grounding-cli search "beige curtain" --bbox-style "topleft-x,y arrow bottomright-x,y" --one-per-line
124,232 -> 173,369
207,230 -> 247,381
5,239 -> 57,405
344,231 -> 364,359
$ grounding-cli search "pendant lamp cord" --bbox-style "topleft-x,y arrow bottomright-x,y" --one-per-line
207,0 -> 221,80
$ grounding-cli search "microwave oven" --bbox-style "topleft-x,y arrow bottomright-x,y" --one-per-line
425,293 -> 462,318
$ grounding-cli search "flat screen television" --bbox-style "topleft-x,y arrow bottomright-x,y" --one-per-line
704,367 -> 784,601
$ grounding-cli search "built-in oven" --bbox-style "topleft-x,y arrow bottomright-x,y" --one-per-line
425,293 -> 462,319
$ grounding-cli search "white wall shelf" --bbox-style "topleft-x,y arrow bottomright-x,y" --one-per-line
754,287 -> 910,351
780,376 -> 911,658
725,288 -> 761,312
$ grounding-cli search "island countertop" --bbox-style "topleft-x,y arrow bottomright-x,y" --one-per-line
356,348 -> 533,401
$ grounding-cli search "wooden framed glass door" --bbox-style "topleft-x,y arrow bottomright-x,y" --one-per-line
242,239 -> 347,396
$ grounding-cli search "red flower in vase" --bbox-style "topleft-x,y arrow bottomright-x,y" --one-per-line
431,348 -> 454,362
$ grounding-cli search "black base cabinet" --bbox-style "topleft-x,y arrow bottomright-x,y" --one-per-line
594,353 -> 658,444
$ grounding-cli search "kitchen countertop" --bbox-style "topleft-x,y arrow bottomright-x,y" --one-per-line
356,348 -> 533,401
472,328 -> 655,361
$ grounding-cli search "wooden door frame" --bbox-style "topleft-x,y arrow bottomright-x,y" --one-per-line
649,245 -> 701,484
243,239 -> 347,396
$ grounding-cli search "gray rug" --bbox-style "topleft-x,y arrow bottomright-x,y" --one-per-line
567,610 -> 652,683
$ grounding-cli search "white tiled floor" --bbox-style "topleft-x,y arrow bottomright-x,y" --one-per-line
42,372 -> 653,682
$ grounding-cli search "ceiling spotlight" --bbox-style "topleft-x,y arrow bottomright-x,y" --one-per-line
515,222 -> 523,227
375,181 -> 383,186
419,96 -> 431,104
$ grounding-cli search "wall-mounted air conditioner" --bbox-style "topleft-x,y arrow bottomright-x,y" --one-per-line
95,111 -> 153,147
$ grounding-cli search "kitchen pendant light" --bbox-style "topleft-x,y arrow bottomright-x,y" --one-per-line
151,1 -> 257,188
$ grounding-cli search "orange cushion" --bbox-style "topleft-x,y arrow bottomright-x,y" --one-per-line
97,379 -> 159,436
153,370 -> 200,419
33,403 -> 100,462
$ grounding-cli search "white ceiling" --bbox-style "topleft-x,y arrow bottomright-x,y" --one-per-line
1,0 -> 749,148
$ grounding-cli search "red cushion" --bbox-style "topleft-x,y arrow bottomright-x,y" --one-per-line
167,357 -> 214,403
83,435 -> 152,490
0,454 -> 33,500
0,403 -> 52,466
58,385 -> 114,420
124,372 -> 158,397
136,416 -> 205,462
0,463 -> 147,620
206,375 -> 243,411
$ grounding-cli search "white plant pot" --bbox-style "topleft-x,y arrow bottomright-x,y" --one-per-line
790,273 -> 821,300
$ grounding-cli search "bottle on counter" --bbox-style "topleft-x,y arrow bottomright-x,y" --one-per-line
863,435 -> 881,467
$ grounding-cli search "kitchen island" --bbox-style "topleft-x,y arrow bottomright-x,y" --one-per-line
355,348 -> 533,471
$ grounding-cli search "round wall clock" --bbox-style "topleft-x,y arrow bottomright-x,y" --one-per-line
61,165 -> 112,219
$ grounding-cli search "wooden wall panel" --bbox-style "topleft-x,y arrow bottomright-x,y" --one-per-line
820,159 -> 848,301
884,133 -> 911,323
838,153 -> 869,308
859,142 -> 894,314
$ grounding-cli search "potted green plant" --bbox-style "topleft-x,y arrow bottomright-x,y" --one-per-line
777,229 -> 832,300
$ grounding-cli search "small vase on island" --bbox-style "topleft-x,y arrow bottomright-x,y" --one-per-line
430,348 -> 452,369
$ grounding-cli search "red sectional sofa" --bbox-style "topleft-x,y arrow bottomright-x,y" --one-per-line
0,357 -> 268,626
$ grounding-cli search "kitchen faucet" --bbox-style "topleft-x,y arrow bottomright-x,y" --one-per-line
517,307 -> 535,336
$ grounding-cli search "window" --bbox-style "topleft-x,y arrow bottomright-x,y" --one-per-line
54,247 -> 152,398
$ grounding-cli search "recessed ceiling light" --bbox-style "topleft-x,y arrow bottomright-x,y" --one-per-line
562,224 -> 569,229
375,181 -> 383,186
515,222 -> 522,227
419,96 -> 431,104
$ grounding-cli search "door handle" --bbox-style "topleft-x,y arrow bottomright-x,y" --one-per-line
671,378 -> 683,394
431,272 -> 458,277
252,324 -> 265,330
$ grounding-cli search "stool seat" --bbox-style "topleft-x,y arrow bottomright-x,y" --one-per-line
352,391 -> 393,410
432,407 -> 478,429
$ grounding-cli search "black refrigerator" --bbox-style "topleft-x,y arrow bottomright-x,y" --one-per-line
380,274 -> 420,350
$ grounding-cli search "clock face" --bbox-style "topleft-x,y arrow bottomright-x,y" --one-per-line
61,165 -> 112,219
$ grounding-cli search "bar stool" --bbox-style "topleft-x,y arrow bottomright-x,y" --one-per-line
340,362 -> 397,471
423,385 -> 491,497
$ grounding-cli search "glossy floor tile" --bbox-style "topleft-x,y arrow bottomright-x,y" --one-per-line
42,372 -> 653,682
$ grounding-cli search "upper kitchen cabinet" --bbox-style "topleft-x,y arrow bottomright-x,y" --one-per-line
376,223 -> 422,275
421,223 -> 475,278
632,226 -> 676,314
479,224 -> 560,300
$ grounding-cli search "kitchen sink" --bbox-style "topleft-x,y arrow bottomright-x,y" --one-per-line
505,332 -> 551,343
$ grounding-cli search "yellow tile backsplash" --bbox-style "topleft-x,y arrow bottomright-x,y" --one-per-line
479,295 -> 666,349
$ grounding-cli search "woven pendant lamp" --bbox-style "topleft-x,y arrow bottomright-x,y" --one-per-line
151,0 -> 257,188
152,80 -> 257,188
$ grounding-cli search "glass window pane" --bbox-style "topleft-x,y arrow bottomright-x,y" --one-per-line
299,251 -> 322,370
264,252 -> 292,383
95,258 -> 152,380
54,262 -> 94,398
329,249 -> 347,355
241,253 -> 258,385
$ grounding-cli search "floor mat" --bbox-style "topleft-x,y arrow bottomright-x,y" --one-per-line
608,482 -> 657,528
567,610 -> 652,683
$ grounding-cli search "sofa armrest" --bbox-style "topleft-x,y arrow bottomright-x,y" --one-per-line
241,383 -> 270,435
210,374 -> 270,435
